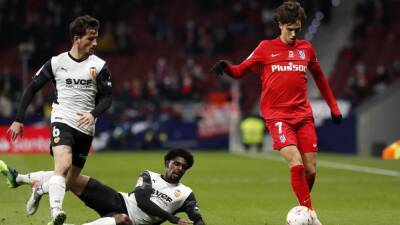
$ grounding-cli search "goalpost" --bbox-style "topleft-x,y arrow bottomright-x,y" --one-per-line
228,81 -> 243,153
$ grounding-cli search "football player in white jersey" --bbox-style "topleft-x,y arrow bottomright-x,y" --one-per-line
0,148 -> 206,225
6,15 -> 112,225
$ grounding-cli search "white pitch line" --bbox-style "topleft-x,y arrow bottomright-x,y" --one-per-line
234,152 -> 400,177
317,160 -> 400,177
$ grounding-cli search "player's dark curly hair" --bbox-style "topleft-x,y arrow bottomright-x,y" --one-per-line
164,148 -> 194,169
275,1 -> 306,25
69,15 -> 100,42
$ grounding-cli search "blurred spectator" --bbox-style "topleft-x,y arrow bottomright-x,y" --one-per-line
0,67 -> 21,101
130,77 -> 144,101
348,61 -> 368,105
180,68 -> 194,99
212,25 -> 232,53
229,1 -> 247,34
0,94 -> 12,118
372,65 -> 389,94
145,70 -> 159,101
197,25 -> 214,55
115,21 -> 134,53
97,22 -> 117,53
148,4 -> 173,43
183,19 -> 198,54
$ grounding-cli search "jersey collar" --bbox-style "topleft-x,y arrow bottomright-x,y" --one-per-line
68,52 -> 89,63
273,37 -> 299,48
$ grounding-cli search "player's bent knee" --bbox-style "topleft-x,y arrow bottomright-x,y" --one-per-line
114,214 -> 132,225
304,166 -> 316,177
305,168 -> 316,176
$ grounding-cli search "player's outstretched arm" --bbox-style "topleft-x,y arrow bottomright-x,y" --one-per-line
210,60 -> 228,76
210,59 -> 259,79
211,41 -> 265,79
309,61 -> 342,124
9,61 -> 52,141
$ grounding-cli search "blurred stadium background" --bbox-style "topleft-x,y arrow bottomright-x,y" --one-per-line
0,0 -> 400,224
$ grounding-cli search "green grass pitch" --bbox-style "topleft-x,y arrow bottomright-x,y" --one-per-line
0,151 -> 399,225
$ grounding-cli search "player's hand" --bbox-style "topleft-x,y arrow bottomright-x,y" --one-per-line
331,113 -> 342,124
7,121 -> 24,141
77,112 -> 95,129
210,60 -> 228,76
177,218 -> 193,225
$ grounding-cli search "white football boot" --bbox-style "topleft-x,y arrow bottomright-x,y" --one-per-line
310,209 -> 322,225
26,181 -> 43,215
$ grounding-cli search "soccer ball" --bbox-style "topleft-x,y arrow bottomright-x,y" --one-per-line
286,206 -> 314,225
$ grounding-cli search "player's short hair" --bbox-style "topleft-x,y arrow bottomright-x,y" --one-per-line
69,15 -> 100,42
164,148 -> 194,169
275,1 -> 306,25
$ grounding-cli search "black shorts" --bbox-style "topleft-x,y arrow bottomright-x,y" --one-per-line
78,178 -> 128,217
50,122 -> 93,168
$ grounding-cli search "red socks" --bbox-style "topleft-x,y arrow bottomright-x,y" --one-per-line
290,165 -> 312,209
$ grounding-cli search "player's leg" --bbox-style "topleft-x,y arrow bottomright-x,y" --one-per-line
0,160 -> 21,188
296,118 -> 322,225
26,172 -> 90,215
77,178 -> 130,220
49,144 -> 71,224
45,123 -> 76,224
82,214 -> 133,225
0,159 -> 54,192
280,145 -> 312,209
266,119 -> 312,209
67,127 -> 93,192
296,118 -> 318,191
66,165 -> 85,193
301,153 -> 317,191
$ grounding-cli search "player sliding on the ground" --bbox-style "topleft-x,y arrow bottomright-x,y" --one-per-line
0,148 -> 206,225
211,1 -> 342,224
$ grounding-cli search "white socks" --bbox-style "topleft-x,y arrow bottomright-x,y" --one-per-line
48,175 -> 66,212
16,171 -> 54,186
82,217 -> 117,225
30,171 -> 54,184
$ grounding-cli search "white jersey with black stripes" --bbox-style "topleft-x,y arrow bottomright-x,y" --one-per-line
36,52 -> 106,135
120,170 -> 193,225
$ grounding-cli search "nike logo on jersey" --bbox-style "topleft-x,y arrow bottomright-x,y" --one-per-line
60,67 -> 68,72
271,53 -> 280,57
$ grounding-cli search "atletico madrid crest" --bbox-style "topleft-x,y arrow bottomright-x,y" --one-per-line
298,50 -> 305,60
279,134 -> 286,143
